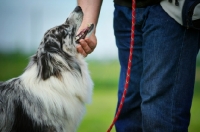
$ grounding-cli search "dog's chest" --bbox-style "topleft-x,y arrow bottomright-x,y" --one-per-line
19,61 -> 92,131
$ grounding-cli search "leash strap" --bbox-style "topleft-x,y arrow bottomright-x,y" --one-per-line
106,0 -> 136,131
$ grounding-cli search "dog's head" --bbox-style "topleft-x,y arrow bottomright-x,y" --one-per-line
38,6 -> 94,56
28,6 -> 94,80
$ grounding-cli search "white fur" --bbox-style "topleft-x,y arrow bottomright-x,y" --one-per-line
18,54 -> 93,132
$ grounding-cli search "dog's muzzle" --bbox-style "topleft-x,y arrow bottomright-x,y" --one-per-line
75,24 -> 94,43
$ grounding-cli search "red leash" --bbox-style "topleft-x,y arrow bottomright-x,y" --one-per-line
107,0 -> 136,131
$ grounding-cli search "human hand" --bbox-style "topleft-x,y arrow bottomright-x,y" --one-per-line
76,28 -> 97,57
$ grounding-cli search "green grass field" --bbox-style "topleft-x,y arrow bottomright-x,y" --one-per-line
0,53 -> 199,132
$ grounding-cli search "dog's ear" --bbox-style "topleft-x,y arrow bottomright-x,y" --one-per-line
40,54 -> 51,80
39,53 -> 61,80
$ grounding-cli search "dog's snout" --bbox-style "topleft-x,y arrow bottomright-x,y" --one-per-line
73,6 -> 82,12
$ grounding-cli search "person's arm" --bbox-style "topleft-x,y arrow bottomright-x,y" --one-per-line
76,0 -> 103,57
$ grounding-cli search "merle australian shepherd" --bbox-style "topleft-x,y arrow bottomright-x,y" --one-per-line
0,6 -> 94,132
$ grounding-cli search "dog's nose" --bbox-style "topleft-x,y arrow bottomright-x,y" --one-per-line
74,6 -> 82,12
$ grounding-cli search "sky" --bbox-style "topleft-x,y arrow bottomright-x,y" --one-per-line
0,0 -> 117,60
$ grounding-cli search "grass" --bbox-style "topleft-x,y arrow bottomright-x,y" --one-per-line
0,53 -> 30,80
0,53 -> 199,132
78,90 -> 117,132
78,61 -> 119,132
189,65 -> 200,132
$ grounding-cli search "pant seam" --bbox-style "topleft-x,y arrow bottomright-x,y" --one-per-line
171,28 -> 187,132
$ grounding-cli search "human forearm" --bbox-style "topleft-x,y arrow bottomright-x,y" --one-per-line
76,0 -> 102,57
77,0 -> 103,33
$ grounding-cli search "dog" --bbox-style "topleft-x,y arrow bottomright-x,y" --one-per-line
0,6 -> 94,132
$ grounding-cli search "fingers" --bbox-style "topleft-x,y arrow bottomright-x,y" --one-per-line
77,44 -> 87,57
77,34 -> 97,57
86,37 -> 97,50
80,39 -> 92,54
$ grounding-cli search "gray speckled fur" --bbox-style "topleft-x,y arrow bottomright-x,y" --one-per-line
0,6 -> 93,132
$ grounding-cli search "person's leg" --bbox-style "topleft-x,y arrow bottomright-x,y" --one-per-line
113,4 -> 146,132
141,5 -> 200,132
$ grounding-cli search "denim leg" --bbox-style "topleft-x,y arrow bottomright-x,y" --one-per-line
114,3 -> 200,132
113,4 -> 146,132
141,5 -> 200,132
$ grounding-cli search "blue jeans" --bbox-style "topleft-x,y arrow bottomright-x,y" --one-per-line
113,4 -> 200,132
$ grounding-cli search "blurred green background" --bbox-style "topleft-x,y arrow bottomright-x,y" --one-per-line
1,1 -> 199,131
0,53 -> 199,132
